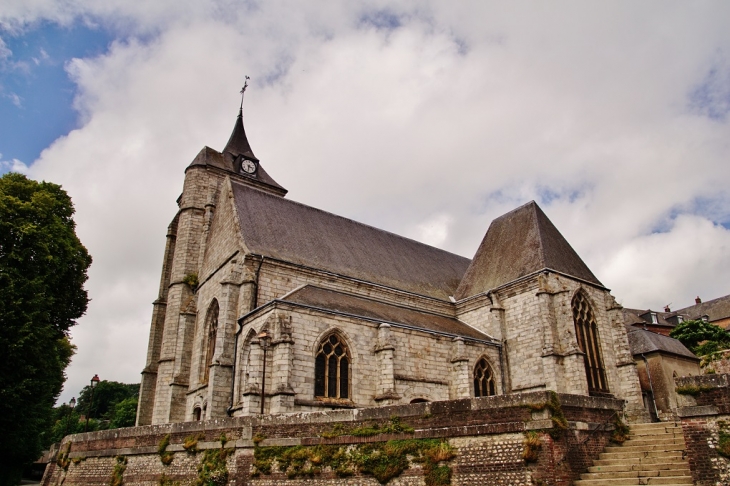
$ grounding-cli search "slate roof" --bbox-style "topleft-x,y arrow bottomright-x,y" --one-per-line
231,181 -> 471,300
675,294 -> 730,323
280,285 -> 494,342
623,308 -> 677,330
188,146 -> 286,194
455,201 -> 602,300
223,106 -> 258,160
626,327 -> 698,361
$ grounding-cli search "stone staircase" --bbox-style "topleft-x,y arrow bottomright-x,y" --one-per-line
573,422 -> 693,485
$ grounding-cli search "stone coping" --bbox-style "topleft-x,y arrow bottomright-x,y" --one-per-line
677,405 -> 720,418
61,391 -> 623,447
675,373 -> 730,389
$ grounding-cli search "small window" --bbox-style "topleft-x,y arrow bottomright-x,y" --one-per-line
193,407 -> 202,421
650,313 -> 658,324
314,334 -> 350,399
474,358 -> 496,397
702,315 -> 709,322
677,316 -> 684,323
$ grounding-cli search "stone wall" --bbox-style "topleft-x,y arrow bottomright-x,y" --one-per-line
676,373 -> 730,485
44,392 -> 622,486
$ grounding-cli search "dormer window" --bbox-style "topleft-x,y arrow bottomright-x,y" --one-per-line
650,313 -> 658,324
677,315 -> 684,324
702,315 -> 709,322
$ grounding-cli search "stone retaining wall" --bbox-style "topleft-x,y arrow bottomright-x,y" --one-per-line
43,392 -> 622,486
676,373 -> 730,485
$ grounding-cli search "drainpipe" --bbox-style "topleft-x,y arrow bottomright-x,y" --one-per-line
226,256 -> 266,416
641,354 -> 660,421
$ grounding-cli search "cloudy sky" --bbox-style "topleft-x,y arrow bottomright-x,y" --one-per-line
1,1 -> 729,405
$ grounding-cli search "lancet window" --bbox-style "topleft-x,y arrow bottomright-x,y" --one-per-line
572,291 -> 609,394
474,357 -> 496,397
314,334 -> 350,399
202,299 -> 219,384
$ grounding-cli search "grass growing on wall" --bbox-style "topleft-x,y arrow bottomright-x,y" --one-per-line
252,438 -> 455,485
158,434 -> 174,465
110,456 -> 127,486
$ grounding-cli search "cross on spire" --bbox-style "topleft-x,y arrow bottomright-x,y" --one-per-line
240,75 -> 250,109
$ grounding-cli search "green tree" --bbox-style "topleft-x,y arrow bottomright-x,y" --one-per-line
669,319 -> 730,356
76,380 -> 139,424
0,173 -> 92,485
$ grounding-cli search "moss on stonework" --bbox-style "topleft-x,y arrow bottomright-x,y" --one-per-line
522,392 -> 568,439
320,416 -> 415,439
717,421 -> 730,458
676,384 -> 714,396
522,431 -> 542,462
110,456 -> 127,486
158,474 -> 180,486
252,438 -> 455,485
56,443 -> 71,471
184,433 -> 205,454
195,446 -> 233,486
610,417 -> 630,444
158,434 -> 174,465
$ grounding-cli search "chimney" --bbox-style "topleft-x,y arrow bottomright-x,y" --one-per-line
695,296 -> 702,304
664,305 -> 671,312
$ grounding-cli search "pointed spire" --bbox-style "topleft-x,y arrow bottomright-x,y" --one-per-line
223,77 -> 258,160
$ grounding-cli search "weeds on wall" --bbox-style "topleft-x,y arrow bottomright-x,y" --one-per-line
56,443 -> 71,471
158,434 -> 174,465
195,446 -> 233,486
610,417 -> 630,444
522,392 -> 568,439
522,431 -> 542,462
717,421 -> 730,458
184,433 -> 205,454
252,438 -> 455,485
183,273 -> 199,291
110,456 -> 127,486
158,474 -> 181,486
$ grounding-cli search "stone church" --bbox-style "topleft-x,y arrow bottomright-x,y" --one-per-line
135,101 -> 646,426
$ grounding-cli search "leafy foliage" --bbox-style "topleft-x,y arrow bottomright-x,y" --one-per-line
0,173 -> 91,485
76,380 -> 139,423
669,319 -> 730,356
253,438 -> 456,484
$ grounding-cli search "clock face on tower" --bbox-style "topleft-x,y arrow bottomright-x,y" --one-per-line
240,159 -> 257,174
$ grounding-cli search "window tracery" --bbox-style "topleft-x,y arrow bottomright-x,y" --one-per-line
474,357 -> 496,397
314,334 -> 350,399
572,291 -> 609,394
202,299 -> 219,384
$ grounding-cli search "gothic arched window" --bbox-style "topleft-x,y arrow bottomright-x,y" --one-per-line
202,299 -> 219,384
314,334 -> 350,399
474,358 -> 496,397
572,291 -> 608,394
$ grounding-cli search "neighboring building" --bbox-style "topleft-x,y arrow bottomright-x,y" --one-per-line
675,295 -> 730,329
136,102 -> 646,426
626,327 -> 700,421
624,295 -> 730,337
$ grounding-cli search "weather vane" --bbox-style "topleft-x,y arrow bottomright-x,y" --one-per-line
240,76 -> 250,108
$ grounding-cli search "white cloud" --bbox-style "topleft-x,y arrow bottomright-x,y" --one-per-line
3,1 -> 727,403
0,154 -> 29,174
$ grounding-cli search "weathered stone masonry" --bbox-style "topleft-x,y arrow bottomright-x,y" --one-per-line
44,392 -> 623,486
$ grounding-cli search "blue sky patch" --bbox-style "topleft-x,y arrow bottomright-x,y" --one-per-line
0,22 -> 115,169
358,9 -> 403,31
688,59 -> 730,121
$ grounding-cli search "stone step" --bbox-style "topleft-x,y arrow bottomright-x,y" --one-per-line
621,437 -> 686,447
588,462 -> 690,473
593,455 -> 685,467
603,443 -> 686,453
580,468 -> 692,480
574,476 -> 693,485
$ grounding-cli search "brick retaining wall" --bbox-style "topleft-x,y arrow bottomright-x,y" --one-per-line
43,392 -> 622,486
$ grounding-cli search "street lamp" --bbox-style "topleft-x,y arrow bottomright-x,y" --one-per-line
63,397 -> 76,437
84,374 -> 100,432
258,331 -> 271,415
